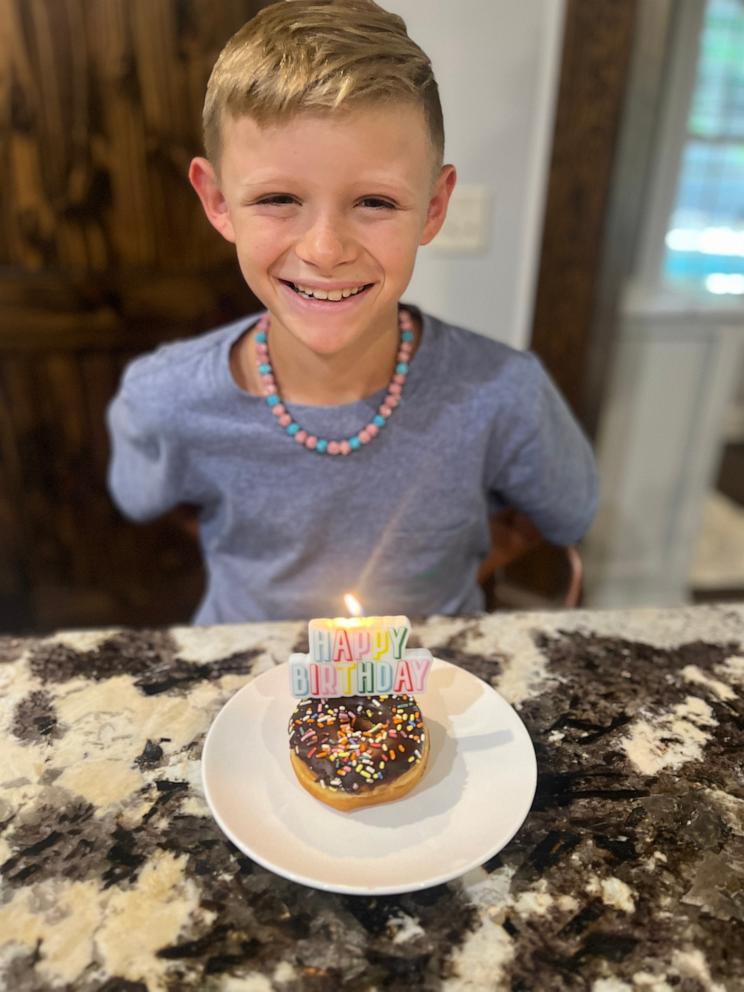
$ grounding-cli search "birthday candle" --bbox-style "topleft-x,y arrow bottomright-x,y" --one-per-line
290,613 -> 431,698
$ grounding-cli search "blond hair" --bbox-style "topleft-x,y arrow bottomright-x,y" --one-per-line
203,0 -> 444,169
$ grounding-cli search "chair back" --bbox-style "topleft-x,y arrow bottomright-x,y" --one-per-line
478,513 -> 583,610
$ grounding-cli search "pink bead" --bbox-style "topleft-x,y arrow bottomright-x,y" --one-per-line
386,394 -> 400,408
397,347 -> 412,360
278,413 -> 292,427
305,435 -> 318,450
388,382 -> 402,395
261,374 -> 275,386
380,405 -> 392,418
272,404 -> 286,417
328,441 -> 341,455
255,343 -> 268,356
358,429 -> 371,444
366,424 -> 379,438
264,383 -> 277,394
339,440 -> 351,455
295,430 -> 308,444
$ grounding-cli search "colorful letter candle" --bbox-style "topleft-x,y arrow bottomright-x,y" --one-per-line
288,615 -> 433,698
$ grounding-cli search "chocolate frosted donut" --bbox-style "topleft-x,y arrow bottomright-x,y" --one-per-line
288,694 -> 428,810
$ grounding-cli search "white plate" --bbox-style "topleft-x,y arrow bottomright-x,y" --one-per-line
202,658 -> 537,895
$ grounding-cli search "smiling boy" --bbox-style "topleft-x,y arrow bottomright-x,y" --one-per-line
107,0 -> 597,623
190,103 -> 453,405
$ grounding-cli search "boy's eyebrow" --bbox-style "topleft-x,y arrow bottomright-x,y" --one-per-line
236,176 -> 298,191
236,175 -> 419,198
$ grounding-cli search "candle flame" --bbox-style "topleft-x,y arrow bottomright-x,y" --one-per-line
344,593 -> 364,617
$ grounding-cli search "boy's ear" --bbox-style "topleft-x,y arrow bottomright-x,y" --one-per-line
420,165 -> 457,246
188,157 -> 236,244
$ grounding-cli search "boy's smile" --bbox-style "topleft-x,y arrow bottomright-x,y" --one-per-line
190,104 -> 455,403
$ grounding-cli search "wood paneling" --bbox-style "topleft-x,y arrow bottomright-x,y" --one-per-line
530,0 -> 638,435
0,0 -> 264,632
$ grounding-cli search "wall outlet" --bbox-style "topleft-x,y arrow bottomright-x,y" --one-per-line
430,183 -> 491,254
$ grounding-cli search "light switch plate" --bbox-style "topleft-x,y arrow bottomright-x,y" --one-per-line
430,183 -> 491,254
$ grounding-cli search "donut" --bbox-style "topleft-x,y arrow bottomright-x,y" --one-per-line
288,694 -> 428,811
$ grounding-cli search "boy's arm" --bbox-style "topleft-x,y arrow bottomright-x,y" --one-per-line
486,353 -> 599,547
106,373 -> 188,523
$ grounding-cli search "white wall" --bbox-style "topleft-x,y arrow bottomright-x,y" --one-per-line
385,0 -> 566,348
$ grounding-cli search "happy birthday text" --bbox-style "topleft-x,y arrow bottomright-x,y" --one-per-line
289,616 -> 433,698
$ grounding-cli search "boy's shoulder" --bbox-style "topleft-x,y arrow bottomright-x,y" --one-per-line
423,311 -> 544,389
120,314 -> 257,398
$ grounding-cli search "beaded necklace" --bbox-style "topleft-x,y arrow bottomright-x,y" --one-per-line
254,308 -> 415,455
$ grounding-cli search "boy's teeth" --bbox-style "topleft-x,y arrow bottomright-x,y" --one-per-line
294,283 -> 365,301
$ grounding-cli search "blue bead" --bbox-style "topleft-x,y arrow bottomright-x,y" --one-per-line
266,394 -> 280,407
349,436 -> 361,450
255,330 -> 267,343
395,362 -> 409,374
287,423 -> 299,436
258,363 -> 272,375
373,415 -> 385,428
401,330 -> 414,342
316,439 -> 328,453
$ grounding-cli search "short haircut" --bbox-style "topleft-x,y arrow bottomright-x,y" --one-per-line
203,0 -> 444,171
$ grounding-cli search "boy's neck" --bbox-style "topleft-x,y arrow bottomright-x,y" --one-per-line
232,311 -> 420,406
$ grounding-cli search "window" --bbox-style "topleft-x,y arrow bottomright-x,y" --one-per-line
663,0 -> 744,296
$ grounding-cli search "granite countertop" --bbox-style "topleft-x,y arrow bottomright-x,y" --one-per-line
0,604 -> 742,991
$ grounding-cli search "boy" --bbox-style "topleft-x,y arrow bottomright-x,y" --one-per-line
107,0 -> 597,623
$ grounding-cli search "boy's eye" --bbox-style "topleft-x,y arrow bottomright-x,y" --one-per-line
358,197 -> 397,210
254,194 -> 298,206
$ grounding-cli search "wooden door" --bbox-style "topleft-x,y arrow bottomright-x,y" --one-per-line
0,0 -> 264,632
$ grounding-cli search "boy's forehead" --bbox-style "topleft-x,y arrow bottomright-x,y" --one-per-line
219,103 -> 436,176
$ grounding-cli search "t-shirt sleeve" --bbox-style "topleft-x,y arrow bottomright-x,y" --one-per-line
106,364 -> 188,523
485,352 -> 599,545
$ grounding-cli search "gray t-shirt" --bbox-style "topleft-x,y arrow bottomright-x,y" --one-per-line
107,310 -> 598,623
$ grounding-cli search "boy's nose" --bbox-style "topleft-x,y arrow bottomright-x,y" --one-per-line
295,215 -> 356,271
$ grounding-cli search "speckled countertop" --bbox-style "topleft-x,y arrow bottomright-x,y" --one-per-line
1,604 -> 742,992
